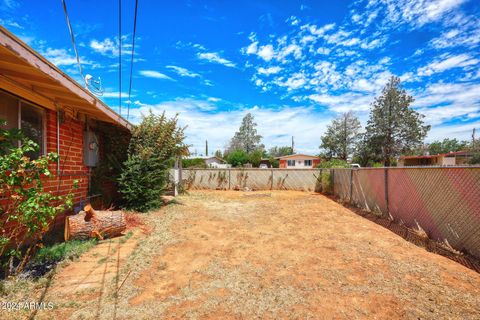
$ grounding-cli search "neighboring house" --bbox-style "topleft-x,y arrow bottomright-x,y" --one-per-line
0,26 -> 130,214
188,156 -> 231,168
278,154 -> 321,169
397,151 -> 474,166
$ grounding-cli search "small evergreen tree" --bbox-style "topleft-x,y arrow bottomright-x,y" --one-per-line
227,113 -> 263,153
320,111 -> 361,160
364,76 -> 430,166
118,111 -> 187,212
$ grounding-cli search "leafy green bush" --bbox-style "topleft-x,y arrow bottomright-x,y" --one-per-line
316,159 -> 349,168
182,158 -> 207,168
118,111 -> 187,212
0,120 -> 76,275
226,149 -> 249,167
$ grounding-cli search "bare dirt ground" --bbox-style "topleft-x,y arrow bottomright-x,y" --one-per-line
4,190 -> 480,319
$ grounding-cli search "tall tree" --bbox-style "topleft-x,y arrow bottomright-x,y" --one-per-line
228,113 -> 263,153
320,111 -> 361,160
364,76 -> 430,166
268,146 -> 294,157
427,138 -> 468,155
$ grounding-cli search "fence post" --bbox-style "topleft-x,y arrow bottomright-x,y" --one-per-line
384,167 -> 389,214
331,169 -> 335,195
349,168 -> 353,203
228,169 -> 231,190
270,168 -> 274,190
319,169 -> 323,193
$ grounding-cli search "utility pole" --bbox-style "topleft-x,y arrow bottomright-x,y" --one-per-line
473,128 -> 477,151
291,136 -> 295,154
205,140 -> 209,156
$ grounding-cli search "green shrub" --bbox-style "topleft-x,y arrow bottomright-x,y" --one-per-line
226,149 -> 249,167
182,158 -> 207,168
118,111 -> 187,212
317,159 -> 349,168
0,120 -> 76,276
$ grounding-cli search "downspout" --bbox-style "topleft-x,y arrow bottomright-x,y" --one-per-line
57,108 -> 61,175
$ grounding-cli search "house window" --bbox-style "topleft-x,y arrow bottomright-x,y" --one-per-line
0,90 -> 46,159
304,159 -> 312,166
287,159 -> 295,166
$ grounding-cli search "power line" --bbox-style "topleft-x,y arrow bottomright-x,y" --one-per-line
61,0 -> 85,86
118,0 -> 122,116
127,0 -> 139,121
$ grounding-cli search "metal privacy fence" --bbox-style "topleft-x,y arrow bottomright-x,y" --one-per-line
176,167 -> 480,258
177,168 -> 330,192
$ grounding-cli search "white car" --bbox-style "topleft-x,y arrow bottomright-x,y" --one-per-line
259,164 -> 269,169
350,163 -> 361,168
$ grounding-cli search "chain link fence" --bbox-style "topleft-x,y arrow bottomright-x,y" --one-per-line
174,167 -> 480,258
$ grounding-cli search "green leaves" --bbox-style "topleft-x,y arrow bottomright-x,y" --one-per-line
320,111 -> 361,160
227,113 -> 263,154
118,111 -> 187,212
363,76 -> 430,166
0,120 -> 76,274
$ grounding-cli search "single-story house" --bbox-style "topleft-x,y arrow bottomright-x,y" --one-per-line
186,156 -> 231,168
0,26 -> 131,214
397,151 -> 474,166
278,154 -> 321,169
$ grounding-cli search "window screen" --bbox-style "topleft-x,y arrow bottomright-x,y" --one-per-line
0,90 -> 19,130
304,160 -> 312,166
21,102 -> 44,159
287,159 -> 295,166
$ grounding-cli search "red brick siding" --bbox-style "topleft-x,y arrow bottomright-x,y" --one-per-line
43,109 -> 89,205
313,159 -> 321,168
279,160 -> 287,168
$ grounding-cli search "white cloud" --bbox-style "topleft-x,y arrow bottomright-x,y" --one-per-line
256,44 -> 275,61
341,37 -> 361,46
90,38 -> 117,56
89,36 -> 133,57
101,91 -> 132,98
309,92 -> 373,113
257,66 -> 282,75
277,44 -> 302,60
197,52 -> 236,67
306,23 -> 335,36
362,0 -> 466,29
41,48 -> 95,68
139,70 -> 174,80
276,73 -> 307,90
316,47 -> 331,55
128,100 -> 330,155
166,65 -> 200,77
246,41 -> 258,54
417,53 -> 478,76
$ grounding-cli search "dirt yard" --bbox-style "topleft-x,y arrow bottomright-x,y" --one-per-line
3,190 -> 480,319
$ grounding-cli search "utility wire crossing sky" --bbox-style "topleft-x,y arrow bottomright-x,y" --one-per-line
1,0 -> 479,154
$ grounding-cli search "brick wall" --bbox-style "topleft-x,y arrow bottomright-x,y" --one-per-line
43,109 -> 89,205
42,110 -> 90,230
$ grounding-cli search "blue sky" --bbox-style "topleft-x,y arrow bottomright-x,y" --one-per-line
1,0 -> 480,154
